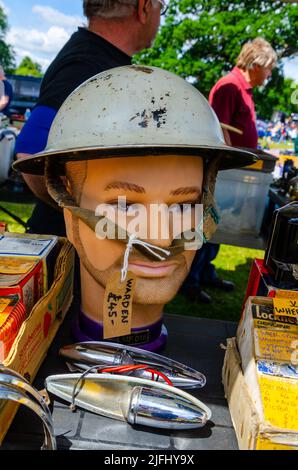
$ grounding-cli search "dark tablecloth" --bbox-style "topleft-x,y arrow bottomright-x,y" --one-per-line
1,304 -> 238,450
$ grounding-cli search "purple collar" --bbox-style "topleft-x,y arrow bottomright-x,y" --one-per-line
72,309 -> 167,352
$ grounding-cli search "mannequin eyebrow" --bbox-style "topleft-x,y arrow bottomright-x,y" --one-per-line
104,181 -> 146,193
170,186 -> 201,196
104,182 -> 201,196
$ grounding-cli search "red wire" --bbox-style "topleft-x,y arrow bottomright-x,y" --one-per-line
98,364 -> 173,386
99,364 -> 147,373
146,368 -> 173,386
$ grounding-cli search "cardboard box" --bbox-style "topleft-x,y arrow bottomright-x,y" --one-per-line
0,233 -> 59,292
223,337 -> 298,450
222,297 -> 298,450
0,258 -> 44,314
0,295 -> 21,327
0,297 -> 26,360
0,238 -> 75,444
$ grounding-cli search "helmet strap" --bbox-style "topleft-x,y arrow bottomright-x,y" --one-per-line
45,155 -> 221,262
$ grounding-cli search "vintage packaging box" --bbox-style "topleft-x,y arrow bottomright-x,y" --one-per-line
0,237 -> 74,444
0,257 -> 44,313
0,233 -> 59,292
0,295 -> 26,360
0,294 -> 21,327
223,297 -> 298,450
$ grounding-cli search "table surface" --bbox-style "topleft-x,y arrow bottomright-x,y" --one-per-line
1,306 -> 238,451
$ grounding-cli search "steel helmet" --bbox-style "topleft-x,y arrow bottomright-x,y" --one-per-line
14,65 -> 257,175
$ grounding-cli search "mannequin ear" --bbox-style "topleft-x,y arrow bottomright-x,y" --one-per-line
63,208 -> 75,245
137,0 -> 152,23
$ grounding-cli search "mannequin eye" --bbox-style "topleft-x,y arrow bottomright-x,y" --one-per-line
168,203 -> 196,214
178,201 -> 200,211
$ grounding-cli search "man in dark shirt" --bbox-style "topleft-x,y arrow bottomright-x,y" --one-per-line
16,0 -> 167,235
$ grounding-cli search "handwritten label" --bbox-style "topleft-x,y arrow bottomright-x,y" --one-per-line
273,298 -> 298,319
259,375 -> 298,430
255,329 -> 298,362
103,271 -> 136,339
276,289 -> 298,300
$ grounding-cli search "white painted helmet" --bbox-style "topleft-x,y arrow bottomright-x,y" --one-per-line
15,65 -> 256,175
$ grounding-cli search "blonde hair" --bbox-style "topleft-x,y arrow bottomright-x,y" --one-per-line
236,38 -> 277,70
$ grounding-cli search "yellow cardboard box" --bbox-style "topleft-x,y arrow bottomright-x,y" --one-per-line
0,237 -> 75,444
222,296 -> 298,450
223,337 -> 298,450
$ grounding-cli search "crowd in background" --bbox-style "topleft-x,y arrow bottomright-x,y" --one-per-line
257,113 -> 298,147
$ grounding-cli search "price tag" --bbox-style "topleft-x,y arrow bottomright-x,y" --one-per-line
273,297 -> 298,319
276,289 -> 298,300
103,271 -> 136,339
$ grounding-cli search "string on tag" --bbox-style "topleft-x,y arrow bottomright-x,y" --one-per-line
120,233 -> 171,283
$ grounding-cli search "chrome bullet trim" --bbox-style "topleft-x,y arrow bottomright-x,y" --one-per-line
60,342 -> 206,389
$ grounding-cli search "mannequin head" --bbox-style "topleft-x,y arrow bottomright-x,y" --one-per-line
64,155 -> 204,327
14,64 -> 257,348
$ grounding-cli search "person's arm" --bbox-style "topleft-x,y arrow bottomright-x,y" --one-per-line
0,94 -> 9,111
15,105 -> 57,204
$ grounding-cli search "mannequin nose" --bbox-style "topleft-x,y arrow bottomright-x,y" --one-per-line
144,204 -> 175,248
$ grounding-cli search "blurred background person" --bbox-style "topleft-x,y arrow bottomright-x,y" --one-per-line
181,38 -> 277,304
0,65 -> 13,117
15,0 -> 166,236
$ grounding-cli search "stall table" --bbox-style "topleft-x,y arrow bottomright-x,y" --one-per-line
1,302 -> 238,451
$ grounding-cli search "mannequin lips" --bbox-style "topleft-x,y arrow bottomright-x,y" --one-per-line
128,260 -> 179,278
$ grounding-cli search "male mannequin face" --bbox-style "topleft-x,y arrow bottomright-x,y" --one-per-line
64,155 -> 204,325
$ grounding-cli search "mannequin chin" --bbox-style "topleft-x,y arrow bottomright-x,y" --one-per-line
64,155 -> 204,329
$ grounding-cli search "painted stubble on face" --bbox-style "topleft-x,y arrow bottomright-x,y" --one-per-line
66,156 -> 203,304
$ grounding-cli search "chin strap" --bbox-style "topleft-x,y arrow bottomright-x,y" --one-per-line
45,157 -> 221,262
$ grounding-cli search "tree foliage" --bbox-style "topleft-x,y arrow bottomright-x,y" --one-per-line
15,56 -> 43,77
254,73 -> 297,120
135,0 -> 298,118
0,6 -> 15,72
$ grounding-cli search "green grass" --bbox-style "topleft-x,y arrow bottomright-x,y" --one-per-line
0,202 -> 34,233
259,138 -> 294,152
0,201 -> 264,322
165,243 -> 264,322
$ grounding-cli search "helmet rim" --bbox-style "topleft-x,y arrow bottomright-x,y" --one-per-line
14,143 -> 257,175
